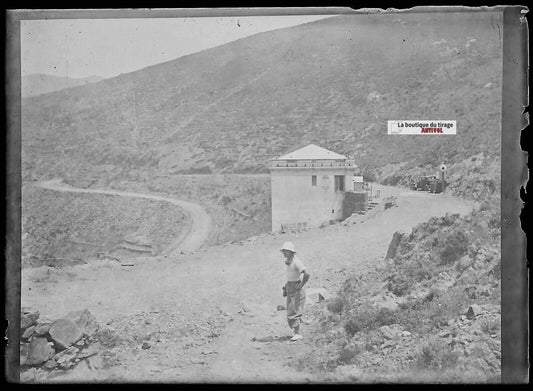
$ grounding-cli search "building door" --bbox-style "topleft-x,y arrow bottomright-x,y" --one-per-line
334,175 -> 345,191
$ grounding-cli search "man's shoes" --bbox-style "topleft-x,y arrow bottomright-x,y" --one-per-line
290,334 -> 303,341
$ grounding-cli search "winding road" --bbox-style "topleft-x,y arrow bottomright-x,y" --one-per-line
23,182 -> 476,382
35,179 -> 213,256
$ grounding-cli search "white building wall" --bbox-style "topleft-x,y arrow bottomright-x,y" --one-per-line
271,167 -> 349,232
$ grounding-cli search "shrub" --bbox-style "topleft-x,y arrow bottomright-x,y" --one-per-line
374,307 -> 396,327
417,340 -> 460,370
481,318 -> 500,334
439,230 -> 468,265
343,305 -> 397,337
337,343 -> 363,365
387,273 -> 412,296
327,296 -> 348,314
344,316 -> 364,337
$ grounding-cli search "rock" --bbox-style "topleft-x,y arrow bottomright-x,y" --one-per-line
372,293 -> 406,312
366,91 -> 381,103
49,318 -> 83,351
86,354 -> 103,370
466,304 -> 483,320
22,326 -> 36,341
21,309 -> 40,330
142,341 -> 152,350
433,271 -> 456,292
386,231 -> 404,259
34,323 -> 52,337
43,358 -> 58,369
147,365 -> 163,373
64,309 -> 99,337
379,324 -> 403,340
480,303 -> 501,314
55,346 -> 79,369
20,367 -> 38,382
438,330 -> 452,338
306,288 -> 330,304
78,345 -> 99,359
276,305 -> 286,311
240,302 -> 251,313
26,337 -> 55,366
20,343 -> 29,366
75,339 -> 86,347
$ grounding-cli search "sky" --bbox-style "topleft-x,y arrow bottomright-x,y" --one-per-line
21,15 -> 334,80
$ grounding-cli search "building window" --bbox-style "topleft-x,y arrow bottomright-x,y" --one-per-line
311,175 -> 317,186
334,175 -> 345,191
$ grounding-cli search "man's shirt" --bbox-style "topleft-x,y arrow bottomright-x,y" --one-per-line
287,256 -> 306,282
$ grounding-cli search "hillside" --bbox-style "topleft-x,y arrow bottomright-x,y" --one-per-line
21,74 -> 103,98
296,199 -> 501,382
21,12 -> 502,200
22,185 -> 188,267
20,185 -> 483,382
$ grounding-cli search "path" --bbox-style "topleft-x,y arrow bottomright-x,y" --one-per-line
21,184 -> 476,382
35,179 -> 212,255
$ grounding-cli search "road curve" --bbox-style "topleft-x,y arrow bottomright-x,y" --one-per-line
35,179 -> 212,256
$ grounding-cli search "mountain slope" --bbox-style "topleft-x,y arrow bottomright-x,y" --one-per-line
21,12 -> 502,196
22,74 -> 104,98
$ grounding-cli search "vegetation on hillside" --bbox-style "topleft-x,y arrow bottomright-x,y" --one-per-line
104,174 -> 272,245
295,198 -> 501,382
22,12 -> 502,204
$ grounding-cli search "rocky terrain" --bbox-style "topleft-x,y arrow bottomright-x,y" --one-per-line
294,198 -> 500,383
17,10 -> 503,383
20,184 -> 490,383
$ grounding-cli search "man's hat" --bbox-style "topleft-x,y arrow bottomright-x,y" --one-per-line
280,241 -> 296,253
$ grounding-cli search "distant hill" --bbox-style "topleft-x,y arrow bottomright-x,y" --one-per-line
22,73 -> 104,98
21,12 -> 502,197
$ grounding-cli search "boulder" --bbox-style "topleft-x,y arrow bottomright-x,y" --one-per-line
49,318 -> 83,350
34,323 -> 52,337
20,343 -> 29,366
21,309 -> 40,330
55,346 -> 79,369
86,354 -> 103,371
306,288 -> 330,304
44,358 -> 58,369
386,231 -> 404,259
21,326 -> 36,341
26,337 -> 55,366
379,324 -> 403,340
64,309 -> 99,337
466,304 -> 483,320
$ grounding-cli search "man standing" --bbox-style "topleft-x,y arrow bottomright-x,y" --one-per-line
281,241 -> 310,341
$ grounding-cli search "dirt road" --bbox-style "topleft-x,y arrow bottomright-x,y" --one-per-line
35,179 -> 212,255
21,185 -> 475,382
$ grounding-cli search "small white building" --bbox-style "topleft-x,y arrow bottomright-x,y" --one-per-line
270,144 -> 355,232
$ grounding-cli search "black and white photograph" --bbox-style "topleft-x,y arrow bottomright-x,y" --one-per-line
5,6 -> 529,383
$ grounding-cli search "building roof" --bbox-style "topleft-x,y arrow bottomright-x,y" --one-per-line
275,144 -> 347,161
